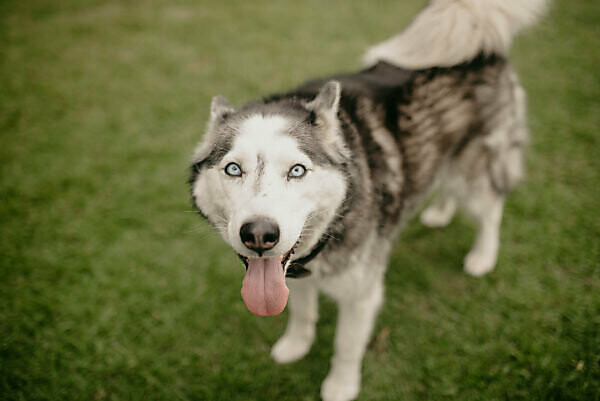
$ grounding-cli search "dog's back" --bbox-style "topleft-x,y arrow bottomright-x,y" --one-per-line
266,52 -> 526,237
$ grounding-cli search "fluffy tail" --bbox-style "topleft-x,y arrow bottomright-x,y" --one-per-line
363,0 -> 548,69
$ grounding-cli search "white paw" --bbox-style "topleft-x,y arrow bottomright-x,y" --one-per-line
271,334 -> 313,364
320,370 -> 360,401
464,249 -> 496,277
420,205 -> 454,228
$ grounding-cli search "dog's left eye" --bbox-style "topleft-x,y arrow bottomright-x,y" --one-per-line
225,162 -> 242,177
288,164 -> 307,179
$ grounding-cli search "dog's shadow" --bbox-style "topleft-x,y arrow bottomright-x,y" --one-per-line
386,217 -> 476,291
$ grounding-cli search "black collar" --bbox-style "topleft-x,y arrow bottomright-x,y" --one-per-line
285,237 -> 329,278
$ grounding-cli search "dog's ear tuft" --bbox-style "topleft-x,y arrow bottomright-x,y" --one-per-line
193,95 -> 234,165
210,95 -> 234,122
305,81 -> 349,162
308,81 -> 341,116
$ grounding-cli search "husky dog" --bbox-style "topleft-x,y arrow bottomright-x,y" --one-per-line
189,0 -> 547,399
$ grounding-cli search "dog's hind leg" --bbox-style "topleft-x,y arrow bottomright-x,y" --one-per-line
320,277 -> 384,401
461,180 -> 505,277
420,190 -> 457,228
460,69 -> 527,276
271,279 -> 318,364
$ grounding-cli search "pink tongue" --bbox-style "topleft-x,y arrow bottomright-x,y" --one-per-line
241,257 -> 289,316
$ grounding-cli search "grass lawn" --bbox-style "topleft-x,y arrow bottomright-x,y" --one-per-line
1,0 -> 598,400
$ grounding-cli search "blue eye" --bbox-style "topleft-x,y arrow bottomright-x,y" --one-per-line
288,164 -> 307,179
225,162 -> 242,177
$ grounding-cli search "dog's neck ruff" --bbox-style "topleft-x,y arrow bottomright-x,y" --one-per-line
285,236 -> 330,278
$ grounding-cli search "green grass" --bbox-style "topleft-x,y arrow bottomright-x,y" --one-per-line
1,0 -> 598,400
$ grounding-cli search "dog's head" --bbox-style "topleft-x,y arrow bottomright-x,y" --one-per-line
190,81 -> 348,316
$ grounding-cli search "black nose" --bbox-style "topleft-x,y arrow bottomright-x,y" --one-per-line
240,218 -> 280,256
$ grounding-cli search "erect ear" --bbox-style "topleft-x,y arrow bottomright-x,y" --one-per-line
307,80 -> 341,116
210,95 -> 234,122
193,95 -> 235,163
305,81 -> 349,162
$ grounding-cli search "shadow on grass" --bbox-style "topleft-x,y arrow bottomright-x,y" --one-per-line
387,217 -> 475,292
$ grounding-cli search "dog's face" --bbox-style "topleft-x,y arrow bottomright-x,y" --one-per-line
190,81 -> 347,316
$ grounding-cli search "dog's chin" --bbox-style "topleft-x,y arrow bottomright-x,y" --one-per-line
237,243 -> 297,317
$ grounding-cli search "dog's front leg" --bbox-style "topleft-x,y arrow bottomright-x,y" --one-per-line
321,280 -> 383,401
271,279 -> 318,364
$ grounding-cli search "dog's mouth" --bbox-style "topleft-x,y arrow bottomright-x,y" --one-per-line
237,245 -> 296,272
237,244 -> 297,317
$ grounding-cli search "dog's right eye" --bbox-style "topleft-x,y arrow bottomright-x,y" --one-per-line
224,162 -> 242,177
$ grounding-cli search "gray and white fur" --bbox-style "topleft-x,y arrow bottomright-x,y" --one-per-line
189,1 -> 546,400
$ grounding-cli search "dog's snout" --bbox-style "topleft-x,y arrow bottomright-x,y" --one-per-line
240,218 -> 280,255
